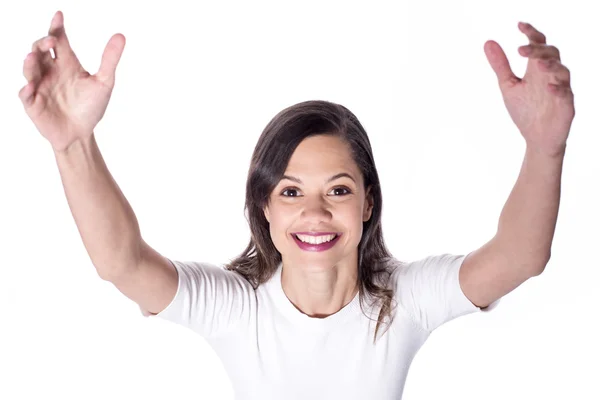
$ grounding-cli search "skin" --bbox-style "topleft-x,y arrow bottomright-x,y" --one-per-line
264,134 -> 373,318
21,12 -> 573,323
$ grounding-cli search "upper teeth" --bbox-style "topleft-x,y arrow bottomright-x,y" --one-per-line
296,234 -> 337,244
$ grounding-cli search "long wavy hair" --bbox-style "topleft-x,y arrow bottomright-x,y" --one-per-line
224,99 -> 399,344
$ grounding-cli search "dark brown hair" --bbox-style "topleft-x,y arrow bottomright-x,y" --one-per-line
224,99 -> 398,343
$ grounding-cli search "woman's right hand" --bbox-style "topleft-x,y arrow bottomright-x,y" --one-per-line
19,11 -> 126,153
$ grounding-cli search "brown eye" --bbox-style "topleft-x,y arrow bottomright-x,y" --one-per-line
330,187 -> 351,196
281,188 -> 301,197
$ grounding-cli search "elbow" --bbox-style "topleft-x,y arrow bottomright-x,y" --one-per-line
96,265 -> 120,281
530,254 -> 551,276
95,262 -> 135,282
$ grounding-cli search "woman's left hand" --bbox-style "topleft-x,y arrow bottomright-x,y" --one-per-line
484,22 -> 575,157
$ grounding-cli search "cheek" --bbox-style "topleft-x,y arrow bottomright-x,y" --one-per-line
268,201 -> 363,237
348,204 -> 366,240
334,204 -> 364,237
268,207 -> 294,241
348,201 -> 366,222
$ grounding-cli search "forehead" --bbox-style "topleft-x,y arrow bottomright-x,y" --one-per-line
285,135 -> 358,174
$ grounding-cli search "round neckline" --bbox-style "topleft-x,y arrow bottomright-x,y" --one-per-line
271,262 -> 363,331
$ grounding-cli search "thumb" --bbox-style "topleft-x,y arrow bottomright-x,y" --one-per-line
95,34 -> 126,86
484,40 -> 519,88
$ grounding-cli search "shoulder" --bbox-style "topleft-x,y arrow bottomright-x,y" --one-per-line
172,259 -> 256,293
387,253 -> 477,332
389,253 -> 465,283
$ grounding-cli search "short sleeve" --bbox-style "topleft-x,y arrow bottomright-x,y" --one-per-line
141,259 -> 256,338
393,253 -> 500,332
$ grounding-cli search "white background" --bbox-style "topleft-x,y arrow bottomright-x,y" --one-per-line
2,1 -> 598,399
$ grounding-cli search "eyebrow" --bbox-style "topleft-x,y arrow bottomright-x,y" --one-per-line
280,172 -> 356,185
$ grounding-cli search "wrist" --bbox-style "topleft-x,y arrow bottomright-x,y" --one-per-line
525,142 -> 566,159
53,134 -> 95,157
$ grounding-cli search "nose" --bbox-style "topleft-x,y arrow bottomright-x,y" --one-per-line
301,195 -> 332,223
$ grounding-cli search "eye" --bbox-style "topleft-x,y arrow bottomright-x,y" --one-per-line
281,187 -> 301,197
280,186 -> 352,197
329,187 -> 352,196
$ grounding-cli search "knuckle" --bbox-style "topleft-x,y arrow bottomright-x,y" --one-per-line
24,52 -> 36,63
31,38 -> 43,50
31,35 -> 54,51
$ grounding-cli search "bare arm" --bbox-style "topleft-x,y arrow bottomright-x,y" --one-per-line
460,146 -> 562,308
54,134 -> 177,313
20,12 -> 176,314
54,134 -> 142,277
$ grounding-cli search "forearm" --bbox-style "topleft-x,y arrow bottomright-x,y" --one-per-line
495,145 -> 565,270
53,134 -> 142,278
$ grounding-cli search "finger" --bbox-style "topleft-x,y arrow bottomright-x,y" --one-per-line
95,34 -> 126,85
484,40 -> 520,87
47,10 -> 72,60
23,52 -> 42,84
548,82 -> 572,99
519,44 -> 561,61
18,81 -> 36,108
31,35 -> 57,53
538,59 -> 570,83
518,22 -> 547,44
31,35 -> 57,66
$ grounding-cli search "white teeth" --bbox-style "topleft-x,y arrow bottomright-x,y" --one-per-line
296,234 -> 337,244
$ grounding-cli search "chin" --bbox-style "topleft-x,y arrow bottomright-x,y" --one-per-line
286,249 -> 350,269
286,257 -> 341,271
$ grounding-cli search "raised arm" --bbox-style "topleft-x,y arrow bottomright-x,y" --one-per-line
53,135 -> 178,314
20,11 -> 177,314
459,22 -> 574,308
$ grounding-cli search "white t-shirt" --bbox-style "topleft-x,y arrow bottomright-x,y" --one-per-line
141,253 -> 499,399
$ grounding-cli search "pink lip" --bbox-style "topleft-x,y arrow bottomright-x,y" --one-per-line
293,231 -> 339,236
291,233 -> 342,252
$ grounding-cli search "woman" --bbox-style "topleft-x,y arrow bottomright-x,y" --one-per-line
20,10 -> 574,400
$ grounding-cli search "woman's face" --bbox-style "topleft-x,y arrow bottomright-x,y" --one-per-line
264,134 -> 373,270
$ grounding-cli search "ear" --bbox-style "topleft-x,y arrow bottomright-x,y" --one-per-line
363,185 -> 374,222
264,205 -> 270,223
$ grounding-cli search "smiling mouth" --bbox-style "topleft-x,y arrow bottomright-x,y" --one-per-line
290,233 -> 342,252
293,233 -> 339,244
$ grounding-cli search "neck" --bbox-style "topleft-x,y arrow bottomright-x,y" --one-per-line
280,253 -> 359,318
